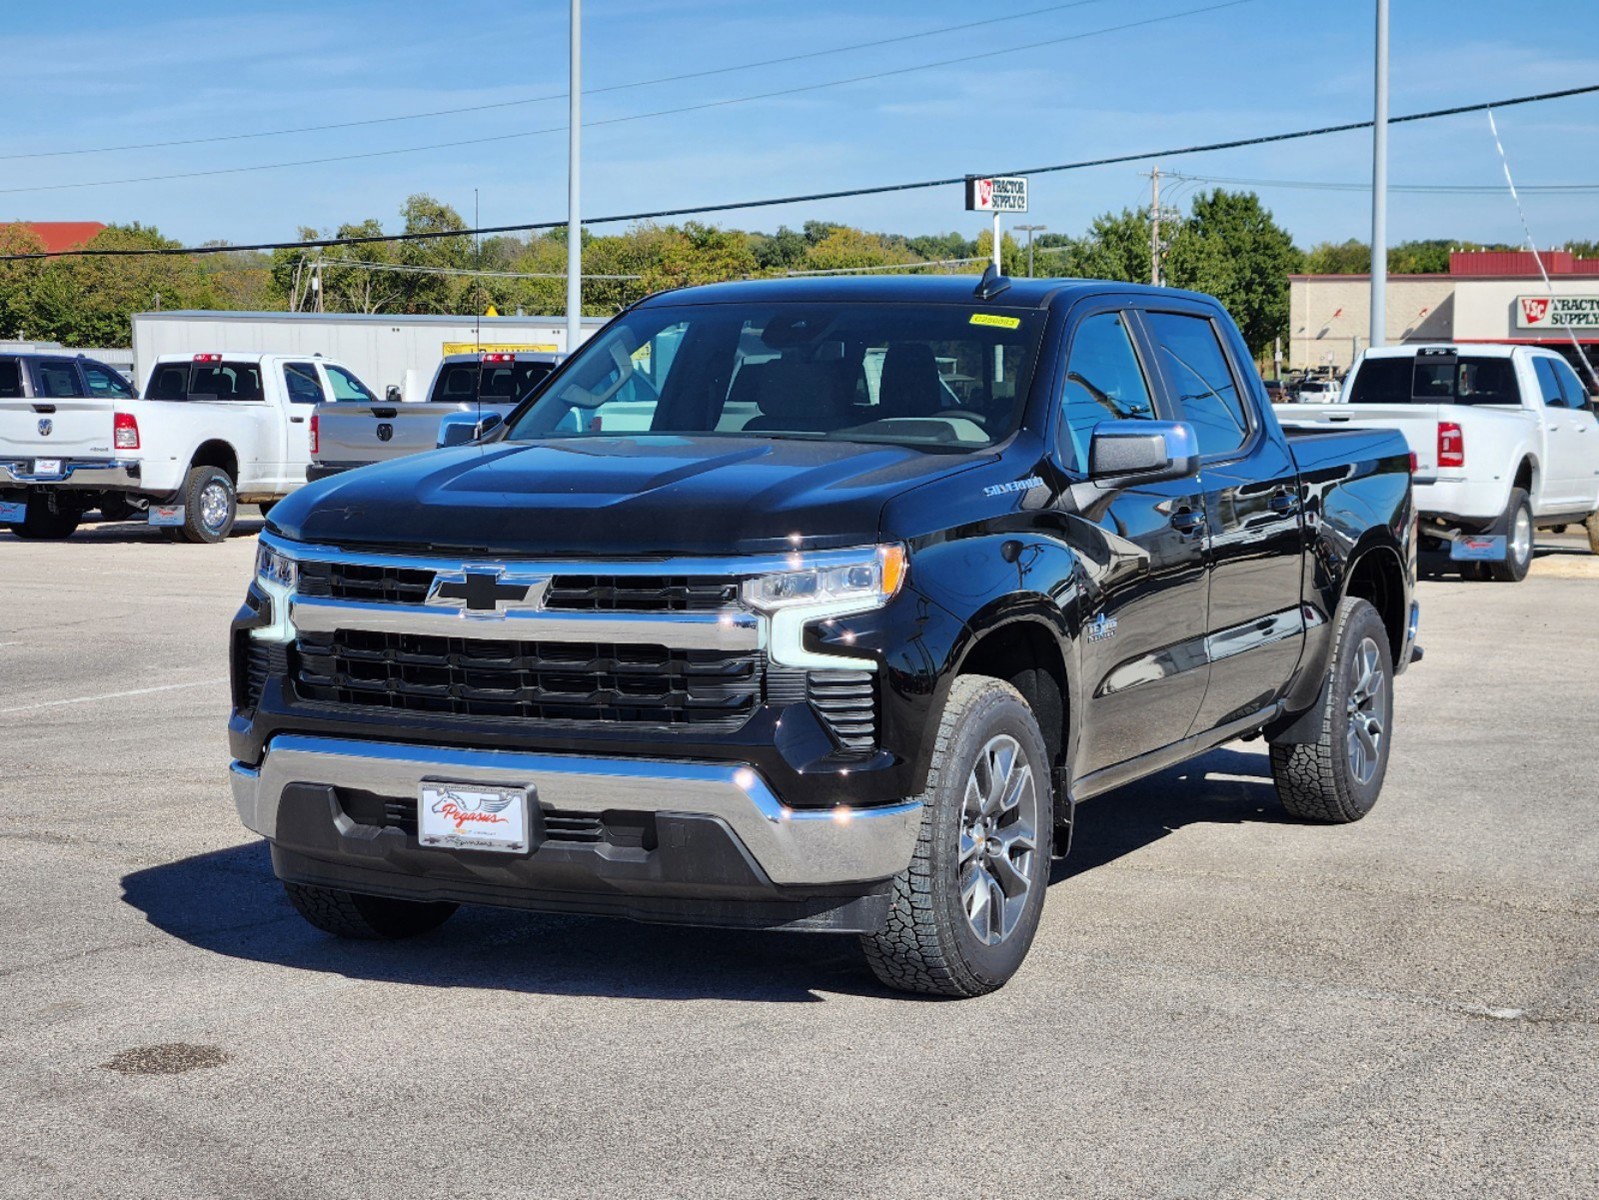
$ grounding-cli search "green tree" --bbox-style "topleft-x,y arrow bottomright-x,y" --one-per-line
1304,239 -> 1370,274
0,223 -> 47,339
749,226 -> 808,272
1034,209 -> 1152,282
803,227 -> 920,272
23,224 -> 217,345
1164,190 -> 1302,354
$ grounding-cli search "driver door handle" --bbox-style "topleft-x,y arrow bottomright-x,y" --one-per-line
289,416 -> 306,424
1268,490 -> 1301,515
1170,507 -> 1205,535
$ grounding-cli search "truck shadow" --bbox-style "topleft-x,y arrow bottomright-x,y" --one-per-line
119,746 -> 1286,1003
0,518 -> 265,545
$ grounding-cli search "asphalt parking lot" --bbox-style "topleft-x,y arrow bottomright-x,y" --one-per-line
2,519 -> 1596,1199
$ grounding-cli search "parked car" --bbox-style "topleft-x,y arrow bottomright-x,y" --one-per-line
0,352 -> 378,543
229,274 -> 1418,997
1292,377 -> 1342,402
1277,343 -> 1599,579
308,351 -> 561,480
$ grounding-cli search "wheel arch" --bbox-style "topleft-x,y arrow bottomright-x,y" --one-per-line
189,439 -> 239,481
1341,541 -> 1407,670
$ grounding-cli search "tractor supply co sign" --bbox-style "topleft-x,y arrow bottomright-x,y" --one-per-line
965,176 -> 1029,213
1516,296 -> 1599,330
442,341 -> 559,355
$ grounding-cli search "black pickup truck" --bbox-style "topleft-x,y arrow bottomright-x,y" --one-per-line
229,273 -> 1419,997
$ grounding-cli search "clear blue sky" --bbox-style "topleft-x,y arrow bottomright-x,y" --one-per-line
6,0 -> 1597,251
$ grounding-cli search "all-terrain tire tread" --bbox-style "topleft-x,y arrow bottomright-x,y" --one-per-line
1269,597 -> 1387,824
860,676 -> 1035,998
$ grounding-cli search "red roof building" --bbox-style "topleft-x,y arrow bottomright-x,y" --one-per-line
13,221 -> 107,252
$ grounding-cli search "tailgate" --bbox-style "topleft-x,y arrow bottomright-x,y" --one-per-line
315,403 -> 494,465
1274,402 -> 1443,474
0,397 -> 117,459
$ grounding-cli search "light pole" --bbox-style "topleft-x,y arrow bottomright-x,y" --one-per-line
1369,0 -> 1389,349
1015,224 -> 1046,277
566,0 -> 582,355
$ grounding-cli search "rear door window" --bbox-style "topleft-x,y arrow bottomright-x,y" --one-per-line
0,359 -> 22,398
29,359 -> 82,398
323,364 -> 373,403
284,363 -> 326,405
1533,358 -> 1567,408
81,363 -> 134,399
1057,311 -> 1156,471
1145,312 -> 1250,457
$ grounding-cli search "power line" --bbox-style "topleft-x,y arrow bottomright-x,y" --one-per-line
0,0 -> 1254,196
311,258 -> 641,281
0,0 -> 1120,163
5,82 -> 1596,264
1167,171 -> 1599,194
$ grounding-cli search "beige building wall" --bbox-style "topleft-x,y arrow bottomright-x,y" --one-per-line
1288,276 -> 1455,372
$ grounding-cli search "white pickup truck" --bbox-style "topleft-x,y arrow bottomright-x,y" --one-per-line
0,351 -> 378,543
1276,343 -> 1599,581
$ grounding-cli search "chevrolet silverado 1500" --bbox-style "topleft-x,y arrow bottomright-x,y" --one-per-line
229,273 -> 1419,996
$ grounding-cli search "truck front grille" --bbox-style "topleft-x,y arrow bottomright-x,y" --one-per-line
297,561 -> 434,605
543,575 -> 739,612
239,640 -> 287,712
293,629 -> 761,729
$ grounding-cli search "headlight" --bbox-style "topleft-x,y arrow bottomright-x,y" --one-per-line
741,545 -> 906,613
256,541 -> 298,589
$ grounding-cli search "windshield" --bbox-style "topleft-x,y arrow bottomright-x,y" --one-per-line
429,360 -> 556,405
503,302 -> 1046,449
145,361 -> 264,402
1349,354 -> 1520,406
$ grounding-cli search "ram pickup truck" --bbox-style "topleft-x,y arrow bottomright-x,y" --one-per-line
308,351 -> 562,480
1278,343 -> 1599,580
230,274 -> 1419,997
0,351 -> 379,543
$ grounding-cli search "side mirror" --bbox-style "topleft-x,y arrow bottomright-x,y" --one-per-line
435,411 -> 504,448
1088,420 -> 1200,486
385,384 -> 402,403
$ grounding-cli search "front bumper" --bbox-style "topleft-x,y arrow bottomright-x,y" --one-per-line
0,459 -> 142,489
232,734 -> 921,928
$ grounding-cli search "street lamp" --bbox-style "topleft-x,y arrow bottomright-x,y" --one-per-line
1015,224 -> 1047,278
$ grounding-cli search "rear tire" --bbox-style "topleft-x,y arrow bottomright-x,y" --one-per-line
9,496 -> 81,540
1269,597 -> 1394,823
861,676 -> 1053,998
178,465 -> 236,544
1484,487 -> 1533,582
283,881 -> 457,940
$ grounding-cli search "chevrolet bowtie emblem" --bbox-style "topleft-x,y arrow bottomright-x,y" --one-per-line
426,568 -> 550,615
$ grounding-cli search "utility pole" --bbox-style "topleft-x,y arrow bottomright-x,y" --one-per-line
1370,0 -> 1389,348
1149,165 -> 1161,287
565,0 -> 582,355
1016,224 -> 1046,277
991,211 -> 1002,273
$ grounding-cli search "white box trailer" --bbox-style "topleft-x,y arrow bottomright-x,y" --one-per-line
130,311 -> 606,399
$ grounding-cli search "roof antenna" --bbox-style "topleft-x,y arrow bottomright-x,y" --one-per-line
974,261 -> 1011,301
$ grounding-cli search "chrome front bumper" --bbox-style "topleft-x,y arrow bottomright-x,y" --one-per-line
231,735 -> 922,888
0,459 -> 140,488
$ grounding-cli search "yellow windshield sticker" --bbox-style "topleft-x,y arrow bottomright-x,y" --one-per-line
970,313 -> 1021,330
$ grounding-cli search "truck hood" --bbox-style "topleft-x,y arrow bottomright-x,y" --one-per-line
269,435 -> 993,556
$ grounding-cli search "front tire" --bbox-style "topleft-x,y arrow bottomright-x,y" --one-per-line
283,881 -> 457,939
1484,487 -> 1533,582
861,676 -> 1053,998
1270,597 -> 1394,823
178,465 -> 237,544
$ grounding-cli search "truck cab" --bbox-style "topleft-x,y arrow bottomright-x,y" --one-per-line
230,274 -> 1417,996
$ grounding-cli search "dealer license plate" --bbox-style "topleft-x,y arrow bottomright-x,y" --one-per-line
148,504 -> 185,527
32,458 -> 62,478
418,782 -> 531,853
1450,535 -> 1506,562
0,501 -> 25,524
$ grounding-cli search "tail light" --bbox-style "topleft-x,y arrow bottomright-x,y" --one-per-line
1437,421 -> 1464,469
1408,451 -> 1418,474
481,352 -> 515,363
309,412 -> 319,455
113,411 -> 140,450
192,353 -> 222,363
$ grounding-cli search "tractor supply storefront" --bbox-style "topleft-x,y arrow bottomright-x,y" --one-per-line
1289,251 -> 1599,377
